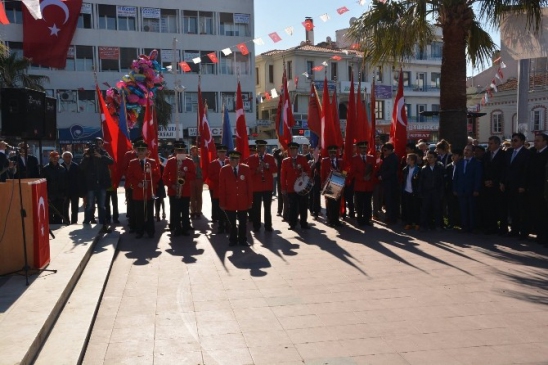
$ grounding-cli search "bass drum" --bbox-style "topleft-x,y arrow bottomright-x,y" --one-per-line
322,171 -> 345,200
294,175 -> 314,196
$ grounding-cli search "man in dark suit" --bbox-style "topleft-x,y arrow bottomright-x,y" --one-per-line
10,142 -> 40,179
419,151 -> 445,231
453,145 -> 482,233
61,151 -> 81,224
378,143 -> 399,224
526,133 -> 548,245
481,136 -> 508,234
0,140 -> 11,182
501,132 -> 531,238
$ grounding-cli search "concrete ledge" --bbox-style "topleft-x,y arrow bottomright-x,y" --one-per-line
0,224 -> 101,365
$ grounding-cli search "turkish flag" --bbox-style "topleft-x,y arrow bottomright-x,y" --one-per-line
207,52 -> 218,63
198,85 -> 217,184
307,82 -> 322,145
237,43 -> 249,55
390,69 -> 408,159
179,61 -> 191,72
356,77 -> 370,144
235,81 -> 250,161
0,1 -> 10,24
302,19 -> 314,31
337,6 -> 349,14
343,73 -> 355,165
23,0 -> 82,68
142,100 -> 159,164
269,32 -> 282,43
32,179 -> 50,268
332,55 -> 342,61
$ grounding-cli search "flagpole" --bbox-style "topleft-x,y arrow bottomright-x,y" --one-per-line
172,37 -> 182,141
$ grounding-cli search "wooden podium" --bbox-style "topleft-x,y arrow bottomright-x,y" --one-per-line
0,178 -> 51,275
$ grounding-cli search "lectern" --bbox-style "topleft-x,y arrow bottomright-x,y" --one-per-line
0,178 -> 50,275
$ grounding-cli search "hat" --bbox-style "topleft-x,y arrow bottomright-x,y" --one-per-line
249,145 -> 257,151
356,141 -> 368,148
95,137 -> 104,142
288,142 -> 299,149
49,151 -> 60,157
255,139 -> 268,146
327,145 -> 338,152
228,150 -> 242,159
173,141 -> 186,149
132,138 -> 144,145
217,144 -> 228,152
134,141 -> 148,149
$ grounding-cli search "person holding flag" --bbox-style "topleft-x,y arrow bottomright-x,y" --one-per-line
247,140 -> 277,233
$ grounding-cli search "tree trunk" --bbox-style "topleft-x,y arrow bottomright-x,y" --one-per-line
438,2 -> 473,151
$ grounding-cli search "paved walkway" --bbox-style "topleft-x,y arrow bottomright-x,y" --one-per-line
84,192 -> 548,365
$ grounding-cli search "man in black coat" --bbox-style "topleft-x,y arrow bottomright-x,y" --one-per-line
61,151 -> 81,224
526,133 -> 548,245
419,150 -> 445,231
0,140 -> 11,182
501,132 -> 531,238
453,145 -> 482,233
482,136 -> 508,234
41,151 -> 67,224
378,143 -> 399,224
10,142 -> 40,179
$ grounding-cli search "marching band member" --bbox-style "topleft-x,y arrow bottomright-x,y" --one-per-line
219,150 -> 253,247
348,141 -> 376,227
163,141 -> 196,237
247,140 -> 277,232
120,138 -> 141,233
208,145 -> 229,234
126,141 -> 160,238
321,145 -> 346,227
281,142 -> 312,230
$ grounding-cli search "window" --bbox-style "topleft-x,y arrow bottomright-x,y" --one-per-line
268,65 -> 274,83
348,66 -> 354,81
183,50 -> 200,73
375,66 -> 383,83
415,45 -> 427,60
120,48 -> 138,71
255,67 -> 259,85
307,61 -> 314,77
415,72 -> 426,91
162,90 -> 177,113
161,9 -> 178,33
99,46 -> 120,71
98,5 -> 117,30
532,108 -> 545,131
185,92 -> 217,112
287,61 -> 293,80
431,42 -> 443,59
58,90 -> 78,112
78,3 -> 93,29
220,12 -> 250,36
331,62 -> 338,81
4,1 -> 22,24
394,71 -> 411,88
492,111 -> 503,134
142,8 -> 160,32
199,12 -> 215,34
221,92 -> 252,112
430,72 -> 441,89
65,45 -> 94,71
183,11 -> 198,34
78,90 -> 97,112
417,104 -> 427,122
7,42 -> 23,59
117,6 -> 137,31
375,100 -> 384,120
201,51 -> 217,75
405,104 -> 411,119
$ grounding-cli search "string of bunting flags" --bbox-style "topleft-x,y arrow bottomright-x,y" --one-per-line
479,57 -> 507,107
177,0 -> 373,77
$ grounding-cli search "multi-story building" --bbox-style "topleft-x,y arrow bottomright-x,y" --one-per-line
0,0 -> 255,157
255,23 -> 443,143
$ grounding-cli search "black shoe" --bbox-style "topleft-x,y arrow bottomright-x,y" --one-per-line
301,224 -> 310,229
349,212 -> 356,219
239,241 -> 250,246
334,221 -> 343,227
91,219 -> 97,224
288,225 -> 295,230
135,233 -> 143,239
100,225 -> 112,234
83,221 -> 90,225
229,241 -> 237,247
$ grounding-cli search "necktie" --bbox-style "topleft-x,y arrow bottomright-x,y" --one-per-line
511,150 -> 518,163
140,160 -> 144,169
463,159 -> 468,173
220,160 -> 224,167
491,152 -> 495,161
362,155 -> 366,163
332,159 -> 336,169
233,167 -> 238,177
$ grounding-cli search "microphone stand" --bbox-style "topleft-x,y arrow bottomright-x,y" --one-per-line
0,143 -> 57,286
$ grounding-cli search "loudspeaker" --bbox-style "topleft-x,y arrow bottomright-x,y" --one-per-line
43,96 -> 57,140
1,88 -> 45,138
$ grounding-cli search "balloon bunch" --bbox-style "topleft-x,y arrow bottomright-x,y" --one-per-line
105,50 -> 165,128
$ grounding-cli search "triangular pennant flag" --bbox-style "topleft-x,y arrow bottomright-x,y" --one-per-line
495,73 -> 501,81
253,38 -> 265,46
302,19 -> 314,31
322,61 -> 328,67
485,93 -> 489,103
207,52 -> 218,63
285,26 -> 294,35
342,50 -> 349,55
490,81 -> 498,93
179,61 -> 191,72
0,1 -> 10,24
294,76 -> 299,88
332,55 -> 342,61
221,48 -> 232,56
497,68 -> 504,79
337,6 -> 349,15
271,88 -> 279,98
237,43 -> 249,55
500,61 -> 507,69
22,0 -> 42,20
269,32 -> 282,43
350,43 -> 360,50
312,65 -> 324,71
192,57 -> 201,64
302,72 -> 309,78
359,0 -> 366,5
319,13 -> 330,22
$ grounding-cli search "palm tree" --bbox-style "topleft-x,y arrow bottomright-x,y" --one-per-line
347,0 -> 544,149
0,51 -> 49,91
153,87 -> 173,128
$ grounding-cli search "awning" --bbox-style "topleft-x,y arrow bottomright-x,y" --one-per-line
419,111 -> 486,118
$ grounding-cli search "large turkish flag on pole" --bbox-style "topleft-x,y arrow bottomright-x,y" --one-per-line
390,69 -> 408,159
23,0 -> 82,68
235,81 -> 250,160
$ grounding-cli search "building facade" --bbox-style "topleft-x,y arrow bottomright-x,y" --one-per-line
0,0 -> 255,153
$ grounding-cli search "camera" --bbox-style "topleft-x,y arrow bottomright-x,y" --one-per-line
87,144 -> 96,156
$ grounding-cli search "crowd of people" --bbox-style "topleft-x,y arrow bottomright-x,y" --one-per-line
1,132 -> 547,247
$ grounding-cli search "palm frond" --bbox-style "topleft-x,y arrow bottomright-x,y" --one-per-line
467,20 -> 497,69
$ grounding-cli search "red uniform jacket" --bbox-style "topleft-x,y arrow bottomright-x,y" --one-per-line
163,156 -> 196,197
320,157 -> 347,186
348,154 -> 376,192
246,153 -> 276,192
208,158 -> 228,199
280,155 -> 311,193
127,158 -> 160,200
121,150 -> 137,187
219,163 -> 253,211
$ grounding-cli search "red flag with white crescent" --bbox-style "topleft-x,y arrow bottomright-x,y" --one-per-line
23,0 -> 83,68
390,69 -> 408,159
235,81 -> 250,160
142,100 -> 159,163
32,179 -> 50,268
198,85 -> 216,183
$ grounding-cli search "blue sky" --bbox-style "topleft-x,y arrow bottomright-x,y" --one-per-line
254,0 -> 501,77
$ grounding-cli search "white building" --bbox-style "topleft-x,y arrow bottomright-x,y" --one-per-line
0,0 -> 255,152
255,23 -> 443,142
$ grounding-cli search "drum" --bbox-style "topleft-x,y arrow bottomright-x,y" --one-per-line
322,171 -> 345,200
294,175 -> 314,196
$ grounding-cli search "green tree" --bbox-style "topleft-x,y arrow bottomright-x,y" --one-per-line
0,51 -> 49,90
347,0 -> 544,149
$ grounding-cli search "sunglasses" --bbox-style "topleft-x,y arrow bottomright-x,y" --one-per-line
512,139 -> 520,142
